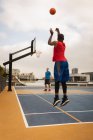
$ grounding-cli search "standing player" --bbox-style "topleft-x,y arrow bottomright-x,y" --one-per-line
48,28 -> 70,106
44,68 -> 51,91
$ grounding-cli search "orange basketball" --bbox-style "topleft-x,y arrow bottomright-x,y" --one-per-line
49,8 -> 56,15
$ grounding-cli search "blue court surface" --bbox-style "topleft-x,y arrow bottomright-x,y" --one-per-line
16,91 -> 93,128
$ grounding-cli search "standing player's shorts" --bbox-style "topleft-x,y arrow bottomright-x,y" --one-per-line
54,61 -> 69,82
45,79 -> 51,85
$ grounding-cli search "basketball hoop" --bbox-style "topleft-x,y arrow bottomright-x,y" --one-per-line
36,51 -> 42,58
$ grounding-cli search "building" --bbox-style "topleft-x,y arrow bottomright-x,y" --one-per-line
6,69 -> 20,76
19,72 -> 35,81
6,68 -> 36,81
82,72 -> 93,82
69,68 -> 90,83
72,68 -> 78,74
69,73 -> 90,83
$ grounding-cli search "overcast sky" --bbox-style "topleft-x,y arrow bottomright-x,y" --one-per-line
0,0 -> 93,78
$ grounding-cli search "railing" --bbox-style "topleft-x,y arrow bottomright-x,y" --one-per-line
0,75 -> 6,93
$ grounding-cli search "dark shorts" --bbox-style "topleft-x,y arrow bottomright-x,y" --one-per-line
54,61 -> 69,82
45,79 -> 51,85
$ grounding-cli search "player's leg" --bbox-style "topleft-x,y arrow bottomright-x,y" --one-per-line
44,80 -> 47,91
48,83 -> 51,91
53,62 -> 61,106
48,79 -> 51,91
60,61 -> 70,106
53,81 -> 60,106
60,82 -> 69,106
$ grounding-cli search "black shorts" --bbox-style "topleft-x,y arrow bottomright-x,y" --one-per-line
45,79 -> 50,85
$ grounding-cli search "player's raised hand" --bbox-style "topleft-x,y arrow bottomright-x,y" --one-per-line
55,28 -> 60,34
50,28 -> 54,35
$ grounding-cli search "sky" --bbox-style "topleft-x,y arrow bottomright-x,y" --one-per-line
0,0 -> 93,78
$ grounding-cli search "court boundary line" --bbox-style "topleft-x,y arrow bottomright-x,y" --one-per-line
17,93 -> 93,96
67,110 -> 93,113
34,94 -> 81,123
25,109 -> 93,116
25,111 -> 63,116
27,122 -> 93,129
13,87 -> 28,128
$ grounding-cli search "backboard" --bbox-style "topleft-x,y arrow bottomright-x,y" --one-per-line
31,38 -> 36,55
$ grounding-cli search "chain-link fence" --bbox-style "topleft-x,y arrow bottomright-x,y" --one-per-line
0,75 -> 6,93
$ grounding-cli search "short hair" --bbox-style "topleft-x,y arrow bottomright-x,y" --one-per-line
47,68 -> 49,70
58,34 -> 64,41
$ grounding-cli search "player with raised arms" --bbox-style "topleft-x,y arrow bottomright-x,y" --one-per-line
48,28 -> 70,106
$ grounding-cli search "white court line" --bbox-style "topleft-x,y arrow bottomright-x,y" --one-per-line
13,87 -> 29,128
17,93 -> 93,96
18,94 -> 33,96
25,112 -> 63,116
67,110 -> 93,113
25,110 -> 93,116
33,94 -> 81,122
27,122 -> 93,129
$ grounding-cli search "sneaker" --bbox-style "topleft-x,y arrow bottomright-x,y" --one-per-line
44,89 -> 47,91
53,97 -> 60,106
60,97 -> 70,106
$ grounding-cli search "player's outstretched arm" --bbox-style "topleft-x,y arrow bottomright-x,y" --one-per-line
55,28 -> 60,35
48,28 -> 56,46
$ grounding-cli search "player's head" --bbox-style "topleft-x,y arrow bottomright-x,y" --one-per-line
46,68 -> 49,71
58,34 -> 64,42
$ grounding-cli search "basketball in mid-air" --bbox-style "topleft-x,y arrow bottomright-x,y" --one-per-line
49,8 -> 56,15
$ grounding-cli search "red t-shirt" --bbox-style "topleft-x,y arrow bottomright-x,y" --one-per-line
52,41 -> 67,62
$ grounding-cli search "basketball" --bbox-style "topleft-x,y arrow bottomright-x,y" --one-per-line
49,8 -> 56,15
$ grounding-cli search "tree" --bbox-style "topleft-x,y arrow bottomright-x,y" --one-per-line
0,65 -> 6,77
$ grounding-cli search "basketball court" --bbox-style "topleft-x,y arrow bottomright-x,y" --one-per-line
0,86 -> 93,140
15,86 -> 93,128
